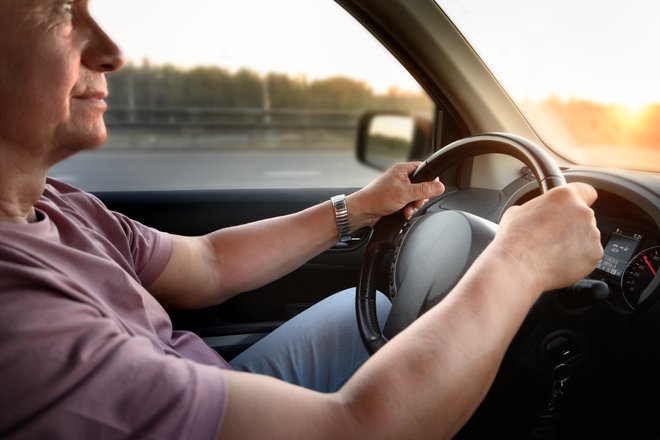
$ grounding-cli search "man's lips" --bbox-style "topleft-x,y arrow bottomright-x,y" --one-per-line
71,92 -> 108,112
73,90 -> 107,100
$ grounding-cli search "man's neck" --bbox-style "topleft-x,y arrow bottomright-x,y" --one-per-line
0,135 -> 55,223
0,165 -> 47,224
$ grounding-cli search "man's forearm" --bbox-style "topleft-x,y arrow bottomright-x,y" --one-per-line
150,163 -> 446,310
205,200 -> 340,301
336,243 -> 541,439
149,200 -> 341,309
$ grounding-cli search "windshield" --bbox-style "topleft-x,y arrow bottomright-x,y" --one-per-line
436,0 -> 660,173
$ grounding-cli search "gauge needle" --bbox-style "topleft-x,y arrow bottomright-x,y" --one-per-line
644,255 -> 657,277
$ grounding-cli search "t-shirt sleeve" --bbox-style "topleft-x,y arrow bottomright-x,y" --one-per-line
44,179 -> 172,287
109,210 -> 174,287
0,278 -> 227,439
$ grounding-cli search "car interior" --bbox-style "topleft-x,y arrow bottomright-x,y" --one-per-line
52,0 -> 659,437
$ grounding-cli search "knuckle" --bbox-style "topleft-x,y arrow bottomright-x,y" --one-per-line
551,185 -> 576,202
420,181 -> 434,194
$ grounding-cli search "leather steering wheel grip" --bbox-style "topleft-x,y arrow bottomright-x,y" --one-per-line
412,133 -> 565,190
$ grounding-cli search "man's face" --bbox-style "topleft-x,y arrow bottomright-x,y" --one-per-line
0,0 -> 123,165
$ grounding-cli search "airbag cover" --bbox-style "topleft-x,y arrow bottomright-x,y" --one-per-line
384,210 -> 497,338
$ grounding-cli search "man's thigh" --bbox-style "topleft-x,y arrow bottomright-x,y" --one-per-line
229,288 -> 391,393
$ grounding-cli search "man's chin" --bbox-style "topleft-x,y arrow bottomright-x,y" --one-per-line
86,133 -> 108,150
70,119 -> 106,143
51,127 -> 108,163
68,133 -> 107,151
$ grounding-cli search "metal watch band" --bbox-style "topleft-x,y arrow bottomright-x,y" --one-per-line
331,194 -> 352,243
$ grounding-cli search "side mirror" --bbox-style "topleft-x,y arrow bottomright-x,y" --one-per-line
357,111 -> 432,171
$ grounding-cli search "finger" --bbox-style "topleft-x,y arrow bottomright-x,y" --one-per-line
412,198 -> 428,210
396,161 -> 423,179
402,204 -> 415,220
401,200 -> 424,220
405,161 -> 424,170
566,182 -> 598,206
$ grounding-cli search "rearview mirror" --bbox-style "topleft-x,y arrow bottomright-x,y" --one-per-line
357,112 -> 432,171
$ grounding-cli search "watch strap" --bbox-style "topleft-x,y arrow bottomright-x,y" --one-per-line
331,194 -> 352,243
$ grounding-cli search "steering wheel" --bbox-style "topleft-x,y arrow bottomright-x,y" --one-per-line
356,132 -> 566,354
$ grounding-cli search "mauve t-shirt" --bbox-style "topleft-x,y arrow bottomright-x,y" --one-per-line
0,179 -> 228,439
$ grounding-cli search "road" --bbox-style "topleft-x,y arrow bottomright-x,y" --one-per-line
50,150 -> 382,192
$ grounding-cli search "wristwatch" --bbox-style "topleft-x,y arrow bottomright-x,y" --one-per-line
331,194 -> 352,243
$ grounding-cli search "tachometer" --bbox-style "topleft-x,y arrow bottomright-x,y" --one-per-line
621,246 -> 660,310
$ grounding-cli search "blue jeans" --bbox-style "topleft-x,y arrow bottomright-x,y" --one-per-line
229,288 -> 391,393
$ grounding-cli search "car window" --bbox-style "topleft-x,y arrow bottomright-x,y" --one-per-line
49,0 -> 433,191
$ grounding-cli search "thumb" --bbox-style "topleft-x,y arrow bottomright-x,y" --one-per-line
411,178 -> 445,200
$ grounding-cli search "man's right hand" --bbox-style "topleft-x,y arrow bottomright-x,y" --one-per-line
493,182 -> 603,295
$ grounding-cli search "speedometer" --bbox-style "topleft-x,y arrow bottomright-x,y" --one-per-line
621,246 -> 660,310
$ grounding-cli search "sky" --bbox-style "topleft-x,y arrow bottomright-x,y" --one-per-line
91,0 -> 660,108
438,0 -> 660,109
90,0 -> 422,94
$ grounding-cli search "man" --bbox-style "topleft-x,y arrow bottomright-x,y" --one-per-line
0,1 -> 603,439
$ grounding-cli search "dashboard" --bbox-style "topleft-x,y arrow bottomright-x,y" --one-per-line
501,168 -> 660,316
592,210 -> 658,312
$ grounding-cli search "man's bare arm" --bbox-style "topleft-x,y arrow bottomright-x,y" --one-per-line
219,183 -> 603,440
148,162 -> 444,309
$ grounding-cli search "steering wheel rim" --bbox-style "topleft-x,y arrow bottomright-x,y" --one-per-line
356,132 -> 566,354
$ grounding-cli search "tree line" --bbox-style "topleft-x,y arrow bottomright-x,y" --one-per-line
106,61 -> 432,113
105,62 -> 658,154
